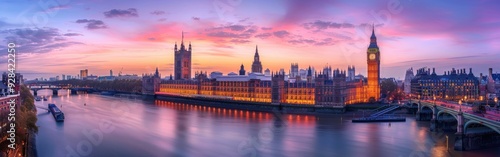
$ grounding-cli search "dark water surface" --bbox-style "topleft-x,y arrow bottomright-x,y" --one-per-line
34,90 -> 499,157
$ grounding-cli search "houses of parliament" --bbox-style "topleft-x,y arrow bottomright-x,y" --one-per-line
147,27 -> 381,107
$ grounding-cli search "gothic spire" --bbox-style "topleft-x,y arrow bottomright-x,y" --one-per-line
155,67 -> 159,77
371,23 -> 376,39
255,45 -> 259,57
369,24 -> 378,48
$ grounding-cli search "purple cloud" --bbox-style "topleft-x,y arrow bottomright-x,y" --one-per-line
273,30 -> 290,38
303,20 -> 356,30
0,27 -> 83,54
192,17 -> 200,21
45,5 -> 70,12
205,24 -> 258,40
230,39 -> 250,44
76,19 -> 107,29
150,10 -> 165,15
104,8 -> 138,18
255,33 -> 272,39
63,33 -> 82,36
226,25 -> 246,31
261,27 -> 273,30
206,31 -> 251,39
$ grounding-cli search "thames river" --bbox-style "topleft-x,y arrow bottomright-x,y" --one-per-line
34,90 -> 499,157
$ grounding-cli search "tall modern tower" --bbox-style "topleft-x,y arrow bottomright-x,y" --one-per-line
367,25 -> 381,101
251,45 -> 263,73
174,32 -> 192,80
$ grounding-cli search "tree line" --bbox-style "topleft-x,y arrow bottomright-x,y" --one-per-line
51,79 -> 142,94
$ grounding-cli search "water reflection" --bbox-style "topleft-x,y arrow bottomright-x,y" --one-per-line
155,100 -> 316,125
33,94 -> 500,157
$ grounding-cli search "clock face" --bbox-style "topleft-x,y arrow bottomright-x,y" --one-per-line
369,54 -> 376,60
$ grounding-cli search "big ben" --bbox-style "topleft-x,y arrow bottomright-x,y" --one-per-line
367,25 -> 380,102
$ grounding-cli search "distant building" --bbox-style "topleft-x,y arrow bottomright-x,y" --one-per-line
80,69 -> 88,79
1,72 -> 23,94
210,71 -> 223,79
479,68 -> 500,99
239,64 -> 246,75
115,74 -> 141,80
86,75 -> 98,80
322,66 -> 332,79
347,65 -> 356,81
62,74 -> 66,80
66,75 -> 72,80
110,70 -> 113,76
251,45 -> 263,73
403,68 -> 414,95
411,67 -> 479,101
98,76 -> 115,81
142,68 -> 162,95
290,63 -> 299,77
299,69 -> 307,80
0,83 -> 8,96
264,68 -> 270,76
174,32 -> 192,80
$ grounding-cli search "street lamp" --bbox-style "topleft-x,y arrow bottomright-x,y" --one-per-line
495,97 -> 498,109
433,95 -> 436,106
459,99 -> 462,112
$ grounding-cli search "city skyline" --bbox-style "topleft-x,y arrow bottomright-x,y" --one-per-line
1,0 -> 500,80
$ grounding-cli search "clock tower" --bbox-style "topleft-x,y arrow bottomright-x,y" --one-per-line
367,25 -> 380,102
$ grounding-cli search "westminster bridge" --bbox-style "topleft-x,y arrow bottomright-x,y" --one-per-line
410,99 -> 500,151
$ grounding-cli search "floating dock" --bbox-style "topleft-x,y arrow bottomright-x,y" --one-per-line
48,103 -> 65,122
352,105 -> 405,123
352,116 -> 406,123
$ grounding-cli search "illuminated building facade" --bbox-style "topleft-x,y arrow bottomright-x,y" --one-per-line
80,69 -> 88,79
174,32 -> 192,80
154,28 -> 383,107
367,25 -> 381,102
410,67 -> 479,101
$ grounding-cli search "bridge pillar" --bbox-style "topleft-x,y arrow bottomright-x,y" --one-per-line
430,105 -> 439,131
430,119 -> 437,131
416,102 -> 422,120
454,111 -> 465,151
33,90 -> 38,96
70,89 -> 78,95
417,101 -> 421,112
53,89 -> 58,96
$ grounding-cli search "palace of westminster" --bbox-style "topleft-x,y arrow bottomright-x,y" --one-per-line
143,27 -> 384,107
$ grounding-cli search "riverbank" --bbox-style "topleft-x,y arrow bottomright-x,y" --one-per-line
156,94 -> 393,115
26,130 -> 37,157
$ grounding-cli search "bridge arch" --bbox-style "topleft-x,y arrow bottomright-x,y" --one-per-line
437,110 -> 458,121
464,120 -> 500,135
421,105 -> 434,113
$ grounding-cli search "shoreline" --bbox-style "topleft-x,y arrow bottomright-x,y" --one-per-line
153,93 -> 403,116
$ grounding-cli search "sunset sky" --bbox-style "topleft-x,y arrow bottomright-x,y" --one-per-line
1,0 -> 499,80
